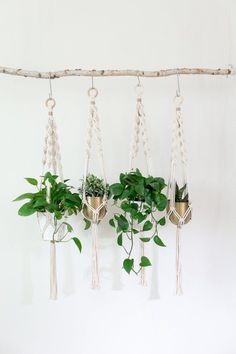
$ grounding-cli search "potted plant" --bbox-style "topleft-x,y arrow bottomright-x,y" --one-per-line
109,169 -> 167,275
81,174 -> 108,223
168,183 -> 191,225
14,171 -> 82,251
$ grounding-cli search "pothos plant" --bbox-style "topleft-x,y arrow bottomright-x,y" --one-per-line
109,169 -> 168,275
14,172 -> 83,251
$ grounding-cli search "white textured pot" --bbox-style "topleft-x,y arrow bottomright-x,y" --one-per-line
37,212 -> 67,241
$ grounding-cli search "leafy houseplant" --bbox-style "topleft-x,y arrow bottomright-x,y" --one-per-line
175,183 -> 189,202
81,174 -> 108,224
168,183 -> 191,225
14,172 -> 82,251
109,169 -> 168,275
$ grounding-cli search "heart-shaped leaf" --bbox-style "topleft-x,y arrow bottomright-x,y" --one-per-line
139,256 -> 152,267
123,258 -> 134,274
153,235 -> 166,247
143,220 -> 153,231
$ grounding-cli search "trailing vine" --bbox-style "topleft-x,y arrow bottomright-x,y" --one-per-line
109,169 -> 168,274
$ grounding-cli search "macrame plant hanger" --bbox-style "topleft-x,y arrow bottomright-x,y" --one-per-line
39,75 -> 66,300
82,79 -> 107,289
129,78 -> 153,287
167,73 -> 192,295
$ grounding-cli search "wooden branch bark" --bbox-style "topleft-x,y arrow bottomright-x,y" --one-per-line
0,66 -> 235,79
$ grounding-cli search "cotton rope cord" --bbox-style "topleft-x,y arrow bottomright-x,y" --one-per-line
129,84 -> 152,174
91,223 -> 100,289
167,94 -> 192,295
82,87 -> 107,212
82,86 -> 107,289
139,228 -> 147,287
40,97 -> 64,300
129,82 -> 155,287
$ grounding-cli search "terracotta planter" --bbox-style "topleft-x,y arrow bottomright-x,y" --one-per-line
83,196 -> 107,222
167,201 -> 191,225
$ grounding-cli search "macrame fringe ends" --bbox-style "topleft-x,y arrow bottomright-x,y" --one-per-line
176,226 -> 182,296
91,222 -> 100,289
82,197 -> 107,290
50,241 -> 58,300
139,240 -> 147,287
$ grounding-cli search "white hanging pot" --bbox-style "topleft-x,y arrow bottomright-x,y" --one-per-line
37,212 -> 67,241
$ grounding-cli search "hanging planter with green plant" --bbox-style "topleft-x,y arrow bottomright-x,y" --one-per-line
81,85 -> 108,289
167,183 -> 191,225
167,90 -> 192,295
109,169 -> 167,275
14,93 -> 83,300
14,172 -> 83,249
81,174 -> 108,225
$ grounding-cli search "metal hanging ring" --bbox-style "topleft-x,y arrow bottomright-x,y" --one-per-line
45,97 -> 56,109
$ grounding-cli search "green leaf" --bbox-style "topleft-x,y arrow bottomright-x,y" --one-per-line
132,228 -> 139,234
139,256 -> 152,267
135,184 -> 145,196
156,194 -> 168,211
117,234 -> 123,246
84,218 -> 91,230
121,202 -> 131,212
63,222 -> 73,233
18,202 -> 36,216
143,220 -> 153,231
153,235 -> 166,247
13,193 -> 35,201
117,215 -> 129,232
72,237 -> 82,252
136,212 -> 146,224
109,218 -> 115,228
140,237 -> 151,242
54,211 -> 62,220
123,258 -> 134,274
109,183 -> 124,196
25,178 -> 38,186
158,217 -> 166,226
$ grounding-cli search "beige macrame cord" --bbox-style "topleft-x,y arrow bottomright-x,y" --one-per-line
167,95 -> 192,295
129,83 -> 154,287
82,86 -> 107,289
40,97 -> 64,300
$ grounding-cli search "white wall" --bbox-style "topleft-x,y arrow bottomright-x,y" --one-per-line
0,0 -> 236,353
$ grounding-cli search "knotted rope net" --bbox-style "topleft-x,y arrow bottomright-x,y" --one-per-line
129,82 -> 154,287
39,97 -> 65,300
82,86 -> 107,289
167,95 -> 192,295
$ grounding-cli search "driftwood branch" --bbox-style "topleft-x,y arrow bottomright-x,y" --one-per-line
0,66 -> 235,79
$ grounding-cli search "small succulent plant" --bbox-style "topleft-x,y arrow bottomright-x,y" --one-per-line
175,183 -> 189,202
81,174 -> 108,197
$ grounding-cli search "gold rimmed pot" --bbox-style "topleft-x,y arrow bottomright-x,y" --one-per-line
83,196 -> 107,222
167,201 -> 192,226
